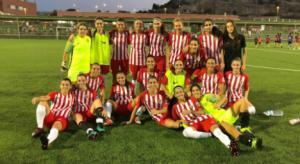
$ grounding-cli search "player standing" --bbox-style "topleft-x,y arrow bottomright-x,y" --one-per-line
129,19 -> 149,85
147,17 -> 168,76
198,19 -> 223,70
91,17 -> 111,76
109,18 -> 130,80
167,18 -> 191,67
61,23 -> 91,83
31,78 -> 75,150
222,20 -> 247,73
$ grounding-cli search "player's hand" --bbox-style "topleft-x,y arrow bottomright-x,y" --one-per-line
241,65 -> 246,72
182,110 -> 191,116
182,45 -> 189,53
60,61 -> 68,72
31,97 -> 39,105
214,103 -> 222,109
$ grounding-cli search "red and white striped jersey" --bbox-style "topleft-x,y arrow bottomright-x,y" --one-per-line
172,97 -> 212,124
129,32 -> 148,66
198,33 -> 223,64
48,91 -> 75,119
73,88 -> 97,113
110,83 -> 135,105
193,68 -> 225,95
180,52 -> 202,73
109,30 -> 130,60
137,91 -> 168,121
137,67 -> 160,90
147,30 -> 167,57
85,74 -> 104,93
225,71 -> 249,103
168,32 -> 191,65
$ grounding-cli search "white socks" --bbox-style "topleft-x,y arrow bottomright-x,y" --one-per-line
212,128 -> 231,148
182,127 -> 212,139
136,106 -> 145,116
248,105 -> 256,115
47,128 -> 59,145
36,104 -> 46,128
105,102 -> 112,118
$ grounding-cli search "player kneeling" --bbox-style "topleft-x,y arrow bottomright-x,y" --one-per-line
125,76 -> 182,129
73,74 -> 112,140
31,78 -> 75,150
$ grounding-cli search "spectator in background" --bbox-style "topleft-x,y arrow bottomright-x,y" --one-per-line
287,32 -> 293,49
265,35 -> 271,47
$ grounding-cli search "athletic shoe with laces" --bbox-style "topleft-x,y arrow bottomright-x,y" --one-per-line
240,127 -> 254,135
251,138 -> 263,150
96,124 -> 105,133
134,116 -> 142,125
40,134 -> 48,150
87,130 -> 98,140
229,140 -> 239,157
32,128 -> 44,138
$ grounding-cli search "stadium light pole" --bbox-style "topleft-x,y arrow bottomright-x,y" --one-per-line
276,6 -> 280,18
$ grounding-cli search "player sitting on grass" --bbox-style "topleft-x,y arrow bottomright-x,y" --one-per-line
106,71 -> 136,121
31,78 -> 75,150
170,86 -> 239,156
73,74 -> 111,140
125,76 -> 183,129
191,84 -> 263,151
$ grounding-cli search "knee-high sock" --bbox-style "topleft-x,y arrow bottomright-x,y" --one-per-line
36,104 -> 46,128
212,128 -> 231,148
47,128 -> 59,145
183,127 -> 212,139
105,102 -> 112,118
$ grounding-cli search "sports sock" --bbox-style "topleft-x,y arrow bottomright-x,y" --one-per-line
182,127 -> 212,139
36,104 -> 46,128
105,102 -> 112,118
47,128 -> 59,145
212,128 -> 231,148
248,105 -> 256,115
240,112 -> 250,128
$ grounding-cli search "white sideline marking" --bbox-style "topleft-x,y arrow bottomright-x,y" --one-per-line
247,65 -> 300,72
248,48 -> 299,55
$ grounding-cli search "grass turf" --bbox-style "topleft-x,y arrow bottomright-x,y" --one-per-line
0,39 -> 300,163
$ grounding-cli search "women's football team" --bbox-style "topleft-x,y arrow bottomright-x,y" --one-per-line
30,17 -> 262,156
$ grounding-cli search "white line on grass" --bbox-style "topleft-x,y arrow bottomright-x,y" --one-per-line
247,65 -> 300,72
248,47 -> 299,55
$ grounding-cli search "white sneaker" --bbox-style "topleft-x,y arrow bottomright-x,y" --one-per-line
289,118 -> 300,125
134,117 -> 141,125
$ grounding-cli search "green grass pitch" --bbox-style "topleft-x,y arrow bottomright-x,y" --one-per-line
0,39 -> 299,163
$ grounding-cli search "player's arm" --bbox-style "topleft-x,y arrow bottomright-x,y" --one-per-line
126,95 -> 141,124
151,107 -> 167,115
220,49 -> 225,72
61,34 -> 74,71
31,95 -> 50,105
100,88 -> 105,104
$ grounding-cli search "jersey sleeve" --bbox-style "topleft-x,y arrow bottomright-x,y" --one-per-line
92,90 -> 97,100
109,30 -> 114,44
48,91 -> 58,102
137,69 -> 144,83
217,72 -> 225,84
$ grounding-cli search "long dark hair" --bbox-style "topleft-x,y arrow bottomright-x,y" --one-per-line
223,20 -> 239,40
114,71 -> 131,92
203,19 -> 223,38
167,86 -> 186,117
